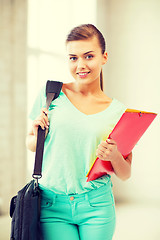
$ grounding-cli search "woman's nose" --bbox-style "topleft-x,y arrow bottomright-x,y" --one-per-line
77,58 -> 86,70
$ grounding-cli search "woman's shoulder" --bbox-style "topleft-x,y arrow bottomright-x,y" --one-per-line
99,92 -> 112,103
62,82 -> 75,93
100,92 -> 125,108
111,98 -> 127,112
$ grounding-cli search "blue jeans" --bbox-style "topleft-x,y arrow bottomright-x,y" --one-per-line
39,182 -> 116,240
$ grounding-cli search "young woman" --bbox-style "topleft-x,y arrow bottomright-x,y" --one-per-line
26,24 -> 132,240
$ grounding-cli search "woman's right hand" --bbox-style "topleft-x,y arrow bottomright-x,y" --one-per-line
26,108 -> 49,152
32,108 -> 50,136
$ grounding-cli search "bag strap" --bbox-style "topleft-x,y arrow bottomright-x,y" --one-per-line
32,80 -> 63,181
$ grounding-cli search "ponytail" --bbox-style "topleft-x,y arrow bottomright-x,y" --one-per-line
100,70 -> 103,91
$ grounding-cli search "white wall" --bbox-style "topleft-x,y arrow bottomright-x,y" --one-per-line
97,0 -> 160,203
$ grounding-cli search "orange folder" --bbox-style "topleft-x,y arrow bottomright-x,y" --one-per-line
86,109 -> 157,182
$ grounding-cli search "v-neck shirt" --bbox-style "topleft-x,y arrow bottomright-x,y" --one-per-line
29,83 -> 126,194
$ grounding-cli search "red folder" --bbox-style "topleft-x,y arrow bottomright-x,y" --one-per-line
86,109 -> 157,182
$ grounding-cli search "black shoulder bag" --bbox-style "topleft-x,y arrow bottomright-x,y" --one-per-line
10,80 -> 63,240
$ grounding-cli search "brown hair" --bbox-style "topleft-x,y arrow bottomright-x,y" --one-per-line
66,24 -> 106,91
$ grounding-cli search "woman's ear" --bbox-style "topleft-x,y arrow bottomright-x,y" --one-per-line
102,52 -> 108,65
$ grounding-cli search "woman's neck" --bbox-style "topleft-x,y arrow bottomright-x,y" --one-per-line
71,80 -> 103,97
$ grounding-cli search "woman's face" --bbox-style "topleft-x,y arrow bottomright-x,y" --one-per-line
66,36 -> 108,86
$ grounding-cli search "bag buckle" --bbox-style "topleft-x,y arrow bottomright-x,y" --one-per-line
32,174 -> 42,188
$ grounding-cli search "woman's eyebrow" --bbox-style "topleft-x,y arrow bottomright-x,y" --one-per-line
69,51 -> 94,56
83,51 -> 94,55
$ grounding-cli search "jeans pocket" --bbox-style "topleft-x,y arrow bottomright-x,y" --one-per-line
41,197 -> 53,209
88,191 -> 114,207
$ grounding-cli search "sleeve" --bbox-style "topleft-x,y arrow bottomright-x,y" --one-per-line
29,85 -> 46,121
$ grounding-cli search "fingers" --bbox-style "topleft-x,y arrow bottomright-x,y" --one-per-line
33,108 -> 49,132
96,141 -> 110,160
96,148 -> 110,160
33,119 -> 48,131
98,139 -> 117,151
96,139 -> 118,160
103,139 -> 117,146
40,108 -> 49,128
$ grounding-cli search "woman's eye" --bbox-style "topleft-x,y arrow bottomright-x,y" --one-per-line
69,57 -> 77,61
86,55 -> 93,59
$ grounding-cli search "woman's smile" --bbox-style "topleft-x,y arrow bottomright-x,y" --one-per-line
77,71 -> 90,78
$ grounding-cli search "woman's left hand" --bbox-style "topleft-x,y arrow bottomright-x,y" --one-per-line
96,139 -> 121,162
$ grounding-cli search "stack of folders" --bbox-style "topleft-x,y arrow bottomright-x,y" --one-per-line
86,109 -> 157,182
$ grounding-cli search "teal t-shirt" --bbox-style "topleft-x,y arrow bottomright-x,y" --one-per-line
29,83 -> 126,194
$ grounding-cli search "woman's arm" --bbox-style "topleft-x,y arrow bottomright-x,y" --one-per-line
96,139 -> 132,180
26,108 -> 49,152
26,128 -> 37,152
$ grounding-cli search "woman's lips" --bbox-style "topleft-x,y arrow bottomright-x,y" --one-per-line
77,72 -> 90,78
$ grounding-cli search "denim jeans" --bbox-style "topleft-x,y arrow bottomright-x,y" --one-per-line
39,182 -> 116,240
